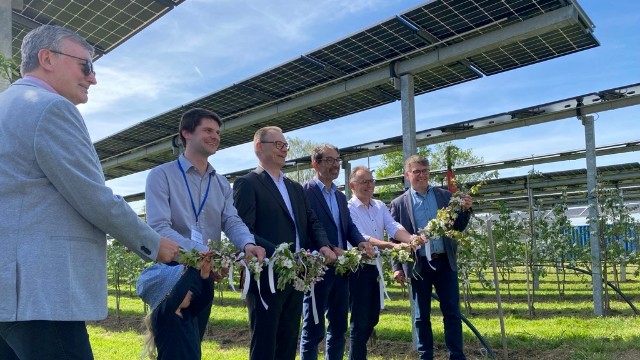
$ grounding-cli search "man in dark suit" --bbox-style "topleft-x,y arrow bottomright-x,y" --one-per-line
300,144 -> 373,360
389,155 -> 472,360
233,126 -> 337,360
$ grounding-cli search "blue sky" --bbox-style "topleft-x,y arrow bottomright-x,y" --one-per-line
76,0 -> 640,201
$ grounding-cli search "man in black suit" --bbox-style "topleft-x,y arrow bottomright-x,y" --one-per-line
233,126 -> 337,360
300,144 -> 374,360
389,155 -> 472,360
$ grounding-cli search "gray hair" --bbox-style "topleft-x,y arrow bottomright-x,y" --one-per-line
311,143 -> 339,162
20,25 -> 94,76
404,154 -> 429,173
349,165 -> 371,182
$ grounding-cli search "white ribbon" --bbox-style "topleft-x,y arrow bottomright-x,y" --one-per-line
311,283 -> 319,325
227,261 -> 236,292
267,259 -> 276,293
424,243 -> 436,271
239,259 -> 268,310
374,247 -> 391,309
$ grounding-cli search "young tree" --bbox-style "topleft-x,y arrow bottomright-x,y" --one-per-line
375,142 -> 498,198
0,54 -> 19,84
285,136 -> 319,183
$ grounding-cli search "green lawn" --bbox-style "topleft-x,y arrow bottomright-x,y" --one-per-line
90,267 -> 640,359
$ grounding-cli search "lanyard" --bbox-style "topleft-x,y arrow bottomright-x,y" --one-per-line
177,160 -> 212,224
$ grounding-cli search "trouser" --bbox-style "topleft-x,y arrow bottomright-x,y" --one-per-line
348,264 -> 380,360
411,256 -> 466,360
0,320 -> 93,360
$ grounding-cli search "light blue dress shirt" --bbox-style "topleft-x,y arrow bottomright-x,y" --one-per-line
410,187 -> 445,256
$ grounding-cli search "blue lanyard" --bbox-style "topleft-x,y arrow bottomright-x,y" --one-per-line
177,160 -> 211,224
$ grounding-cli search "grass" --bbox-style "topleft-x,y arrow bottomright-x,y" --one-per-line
89,267 -> 640,359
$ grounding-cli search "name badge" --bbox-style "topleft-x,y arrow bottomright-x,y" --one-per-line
191,226 -> 204,245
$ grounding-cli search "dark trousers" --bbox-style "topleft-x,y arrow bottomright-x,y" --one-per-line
348,264 -> 380,360
410,257 -> 465,360
247,274 -> 303,360
0,320 -> 93,360
197,280 -> 214,341
300,266 -> 349,360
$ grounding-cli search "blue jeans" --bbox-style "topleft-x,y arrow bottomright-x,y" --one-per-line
0,320 -> 93,360
410,257 -> 465,360
300,267 -> 349,360
348,264 -> 380,360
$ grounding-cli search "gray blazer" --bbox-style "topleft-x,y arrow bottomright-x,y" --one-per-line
389,186 -> 470,274
0,78 -> 161,321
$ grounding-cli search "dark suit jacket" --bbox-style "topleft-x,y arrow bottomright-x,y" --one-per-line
389,186 -> 470,274
232,168 -> 330,256
303,179 -> 366,251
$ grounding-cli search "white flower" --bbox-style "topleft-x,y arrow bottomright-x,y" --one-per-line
276,243 -> 289,252
283,258 -> 294,269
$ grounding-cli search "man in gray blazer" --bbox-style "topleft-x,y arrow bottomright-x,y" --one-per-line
0,25 -> 179,359
389,155 -> 472,360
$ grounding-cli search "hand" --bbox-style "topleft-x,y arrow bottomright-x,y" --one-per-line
210,268 -> 227,282
244,243 -> 266,263
461,194 -> 473,211
319,246 -> 337,264
358,241 -> 375,258
199,254 -> 212,279
332,246 -> 345,257
156,237 -> 179,263
393,270 -> 406,286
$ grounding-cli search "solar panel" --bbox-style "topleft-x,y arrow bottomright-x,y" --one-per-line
11,0 -> 185,64
95,0 -> 599,180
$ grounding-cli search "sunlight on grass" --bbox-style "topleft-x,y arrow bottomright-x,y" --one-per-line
91,267 -> 640,360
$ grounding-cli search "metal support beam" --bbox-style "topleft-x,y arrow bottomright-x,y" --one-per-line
343,161 -> 351,199
582,114 -> 604,316
400,73 -> 415,189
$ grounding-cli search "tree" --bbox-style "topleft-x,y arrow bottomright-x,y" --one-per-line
285,136 -> 319,183
0,54 -> 19,84
375,142 -> 498,198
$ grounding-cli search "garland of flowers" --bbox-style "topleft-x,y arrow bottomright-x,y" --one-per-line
418,182 -> 483,241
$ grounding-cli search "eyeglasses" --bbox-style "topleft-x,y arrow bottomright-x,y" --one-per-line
356,179 -> 375,186
318,157 -> 342,165
261,140 -> 290,150
411,169 -> 430,175
49,49 -> 95,76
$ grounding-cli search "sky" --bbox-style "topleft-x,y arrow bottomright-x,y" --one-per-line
75,0 -> 640,206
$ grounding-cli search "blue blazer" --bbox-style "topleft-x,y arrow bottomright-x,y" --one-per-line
389,186 -> 470,274
303,179 -> 365,251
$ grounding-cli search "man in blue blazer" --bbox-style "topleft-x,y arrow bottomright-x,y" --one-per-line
0,25 -> 179,359
300,144 -> 373,360
233,127 -> 337,360
389,155 -> 472,360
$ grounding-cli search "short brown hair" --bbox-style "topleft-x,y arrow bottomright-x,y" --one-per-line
404,155 -> 429,173
178,108 -> 222,146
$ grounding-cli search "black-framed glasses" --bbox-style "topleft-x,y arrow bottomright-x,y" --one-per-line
318,157 -> 342,165
49,49 -> 95,76
357,179 -> 375,186
261,140 -> 290,150
411,169 -> 430,175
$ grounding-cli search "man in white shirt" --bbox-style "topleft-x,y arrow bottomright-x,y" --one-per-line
346,166 -> 414,360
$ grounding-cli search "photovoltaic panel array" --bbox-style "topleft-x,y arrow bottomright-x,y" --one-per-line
93,0 -> 599,180
11,0 -> 185,64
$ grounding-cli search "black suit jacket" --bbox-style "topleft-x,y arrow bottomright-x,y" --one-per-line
232,168 -> 330,256
303,179 -> 365,251
389,186 -> 470,273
